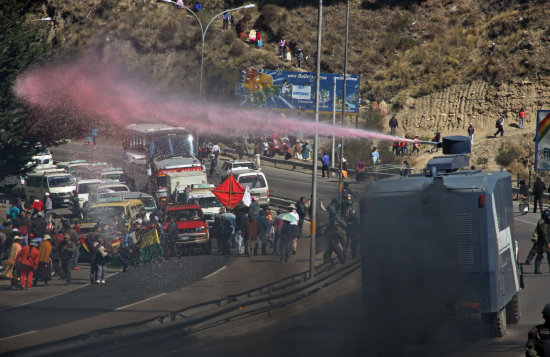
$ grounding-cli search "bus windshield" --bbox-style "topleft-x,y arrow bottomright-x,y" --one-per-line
151,135 -> 193,158
48,175 -> 76,188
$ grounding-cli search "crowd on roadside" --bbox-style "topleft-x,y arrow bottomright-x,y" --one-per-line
210,197 -> 308,262
0,197 -> 86,289
0,190 -> 316,290
0,195 -> 154,289
252,134 -> 311,162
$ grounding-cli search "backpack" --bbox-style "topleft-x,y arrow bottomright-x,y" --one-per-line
495,119 -> 500,128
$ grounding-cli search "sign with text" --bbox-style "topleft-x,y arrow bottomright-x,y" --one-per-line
535,110 -> 550,170
239,69 -> 360,115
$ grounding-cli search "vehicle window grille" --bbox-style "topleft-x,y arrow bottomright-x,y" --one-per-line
455,211 -> 473,236
456,242 -> 474,265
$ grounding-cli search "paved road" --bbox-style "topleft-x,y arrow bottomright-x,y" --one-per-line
0,255 -> 231,339
4,141 -> 545,355
79,211 -> 550,357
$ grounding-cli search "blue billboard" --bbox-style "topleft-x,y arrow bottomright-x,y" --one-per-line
239,69 -> 360,115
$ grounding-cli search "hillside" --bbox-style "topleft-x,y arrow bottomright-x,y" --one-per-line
9,0 -> 550,179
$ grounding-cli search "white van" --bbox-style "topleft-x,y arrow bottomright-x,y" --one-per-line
56,160 -> 89,178
74,179 -> 103,211
30,146 -> 53,166
99,168 -> 124,182
25,169 -> 76,207
234,170 -> 270,206
97,182 -> 130,193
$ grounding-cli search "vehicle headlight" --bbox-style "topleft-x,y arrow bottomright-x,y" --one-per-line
196,227 -> 205,233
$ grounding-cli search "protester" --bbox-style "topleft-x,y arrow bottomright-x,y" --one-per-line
494,114 -> 505,137
321,152 -> 330,178
35,235 -> 53,285
296,197 -> 308,237
59,234 -> 76,285
16,240 -> 40,290
389,115 -> 398,136
278,36 -> 287,57
3,236 -> 23,288
95,237 -> 110,284
257,211 -> 272,255
288,204 -> 300,255
245,214 -> 260,256
371,147 -> 379,166
468,123 -> 475,145
297,49 -> 303,69
519,108 -> 526,129
280,221 -> 295,262
533,176 -> 546,213
44,193 -> 53,219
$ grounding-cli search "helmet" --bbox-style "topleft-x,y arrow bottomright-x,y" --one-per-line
542,209 -> 550,224
543,303 -> 550,316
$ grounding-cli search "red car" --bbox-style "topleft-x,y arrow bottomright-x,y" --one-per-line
164,203 -> 211,254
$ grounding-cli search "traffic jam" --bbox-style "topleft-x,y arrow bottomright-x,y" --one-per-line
5,123 -> 272,271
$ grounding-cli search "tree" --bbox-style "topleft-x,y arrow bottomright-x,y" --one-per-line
0,0 -> 55,180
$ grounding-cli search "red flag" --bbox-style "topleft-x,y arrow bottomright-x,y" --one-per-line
212,173 -> 245,209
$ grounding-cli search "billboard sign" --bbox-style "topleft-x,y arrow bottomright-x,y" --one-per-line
239,69 -> 360,115
535,110 -> 550,170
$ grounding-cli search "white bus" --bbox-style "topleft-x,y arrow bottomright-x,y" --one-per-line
122,124 -> 203,201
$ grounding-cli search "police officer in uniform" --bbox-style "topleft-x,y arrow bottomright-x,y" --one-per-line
534,209 -> 550,274
526,303 -> 550,357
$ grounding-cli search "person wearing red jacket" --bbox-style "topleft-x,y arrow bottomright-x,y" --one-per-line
16,240 -> 40,289
30,198 -> 44,213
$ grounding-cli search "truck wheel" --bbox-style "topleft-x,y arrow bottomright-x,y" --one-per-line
506,293 -> 520,324
482,308 -> 507,337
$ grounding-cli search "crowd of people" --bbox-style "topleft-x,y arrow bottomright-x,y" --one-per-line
210,196 -> 307,262
1,197 -> 87,289
0,189 -> 324,289
0,194 -> 159,289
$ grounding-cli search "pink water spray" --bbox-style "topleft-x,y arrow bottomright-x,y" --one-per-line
15,57 -> 411,143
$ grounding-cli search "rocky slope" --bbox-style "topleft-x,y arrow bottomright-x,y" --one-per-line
384,79 -> 547,177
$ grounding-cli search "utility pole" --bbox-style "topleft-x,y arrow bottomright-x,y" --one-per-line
337,0 -> 350,208
310,0 -> 323,280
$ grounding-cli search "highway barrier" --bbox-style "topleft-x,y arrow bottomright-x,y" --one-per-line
13,258 -> 360,356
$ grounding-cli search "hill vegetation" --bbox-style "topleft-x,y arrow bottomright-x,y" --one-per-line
2,0 -> 550,179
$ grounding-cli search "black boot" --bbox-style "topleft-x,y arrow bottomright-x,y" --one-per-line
254,247 -> 258,255
535,260 -> 543,274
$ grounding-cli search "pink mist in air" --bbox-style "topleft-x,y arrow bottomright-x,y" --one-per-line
14,57 -> 410,143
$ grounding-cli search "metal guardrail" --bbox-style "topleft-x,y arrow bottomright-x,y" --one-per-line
222,147 -> 404,182
222,148 -> 538,201
13,259 -> 361,356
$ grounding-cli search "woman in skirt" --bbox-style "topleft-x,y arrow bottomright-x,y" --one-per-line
35,234 -> 53,285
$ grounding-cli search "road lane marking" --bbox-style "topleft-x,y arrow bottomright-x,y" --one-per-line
115,293 -> 167,311
203,266 -> 226,280
0,271 -> 121,312
0,330 -> 38,341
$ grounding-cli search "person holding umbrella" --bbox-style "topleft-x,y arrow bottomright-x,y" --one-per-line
276,210 -> 298,261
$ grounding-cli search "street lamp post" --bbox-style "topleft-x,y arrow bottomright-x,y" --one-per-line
310,0 -> 323,280
161,1 -> 254,102
337,0 -> 350,208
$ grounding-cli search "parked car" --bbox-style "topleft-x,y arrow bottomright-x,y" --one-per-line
163,203 -> 210,255
221,160 -> 259,181
234,170 -> 270,206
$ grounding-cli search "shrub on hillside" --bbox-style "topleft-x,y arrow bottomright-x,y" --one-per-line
495,143 -> 520,167
229,41 -> 247,57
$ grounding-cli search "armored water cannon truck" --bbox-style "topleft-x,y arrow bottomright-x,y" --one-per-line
360,136 -> 522,339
